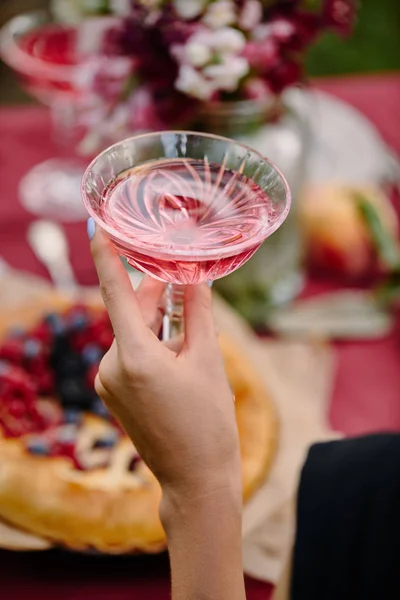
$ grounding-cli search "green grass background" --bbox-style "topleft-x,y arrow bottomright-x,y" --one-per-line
306,0 -> 400,76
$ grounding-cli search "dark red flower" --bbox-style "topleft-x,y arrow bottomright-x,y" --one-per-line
322,0 -> 358,35
268,58 -> 303,93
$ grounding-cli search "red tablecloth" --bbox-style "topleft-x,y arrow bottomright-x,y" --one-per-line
0,74 -> 399,598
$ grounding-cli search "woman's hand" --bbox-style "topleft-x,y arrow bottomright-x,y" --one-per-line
90,226 -> 241,502
89,222 -> 246,600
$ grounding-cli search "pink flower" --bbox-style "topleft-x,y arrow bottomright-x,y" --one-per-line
243,76 -> 273,101
253,16 -> 317,51
242,38 -> 279,72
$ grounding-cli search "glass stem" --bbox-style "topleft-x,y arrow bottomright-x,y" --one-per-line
50,98 -> 80,158
162,283 -> 185,341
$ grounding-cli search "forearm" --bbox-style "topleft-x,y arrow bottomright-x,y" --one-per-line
161,483 -> 246,600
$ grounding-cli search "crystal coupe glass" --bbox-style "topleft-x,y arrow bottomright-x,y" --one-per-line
0,10 -> 131,221
81,131 -> 290,339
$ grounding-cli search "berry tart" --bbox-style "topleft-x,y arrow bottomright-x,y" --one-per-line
0,295 -> 277,553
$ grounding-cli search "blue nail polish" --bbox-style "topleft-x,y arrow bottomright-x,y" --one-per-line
87,217 -> 96,241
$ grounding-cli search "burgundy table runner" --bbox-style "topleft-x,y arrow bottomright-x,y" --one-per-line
0,74 -> 399,598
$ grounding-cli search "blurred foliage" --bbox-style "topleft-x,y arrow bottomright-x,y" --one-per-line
306,0 -> 400,75
1,0 -> 399,105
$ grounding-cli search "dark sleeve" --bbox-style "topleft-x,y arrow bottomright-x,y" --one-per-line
291,433 -> 400,600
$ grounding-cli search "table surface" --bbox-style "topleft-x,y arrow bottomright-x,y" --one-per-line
0,74 -> 399,599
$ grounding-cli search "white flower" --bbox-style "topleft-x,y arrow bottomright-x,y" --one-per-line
203,0 -> 237,29
203,56 -> 249,92
110,0 -> 131,16
173,0 -> 208,20
211,27 -> 246,54
175,64 -> 215,100
254,20 -> 294,41
238,0 -> 262,31
185,41 -> 213,67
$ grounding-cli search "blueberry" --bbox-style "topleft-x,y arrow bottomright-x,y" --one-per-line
50,338 -> 73,370
57,355 -> 84,377
82,344 -> 102,366
92,433 -> 118,449
24,339 -> 42,359
9,327 -> 24,338
58,379 -> 87,407
63,408 -> 82,425
44,313 -> 65,335
68,313 -> 88,332
27,438 -> 49,456
91,397 -> 110,419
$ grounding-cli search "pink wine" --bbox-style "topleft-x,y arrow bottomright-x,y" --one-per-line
101,158 -> 274,285
17,25 -> 79,101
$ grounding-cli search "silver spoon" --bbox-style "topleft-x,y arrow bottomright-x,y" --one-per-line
27,220 -> 78,293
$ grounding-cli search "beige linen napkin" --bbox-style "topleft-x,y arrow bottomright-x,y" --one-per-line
0,271 -> 339,575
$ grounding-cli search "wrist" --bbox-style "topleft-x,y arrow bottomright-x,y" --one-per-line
160,469 -> 245,600
160,467 -> 243,533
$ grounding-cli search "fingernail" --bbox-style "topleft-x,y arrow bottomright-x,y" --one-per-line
207,281 -> 213,288
87,217 -> 96,241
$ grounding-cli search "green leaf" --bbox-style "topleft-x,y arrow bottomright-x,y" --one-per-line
298,0 -> 323,14
355,192 -> 400,270
374,269 -> 400,308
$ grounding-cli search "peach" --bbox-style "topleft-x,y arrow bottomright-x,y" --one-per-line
299,183 -> 398,279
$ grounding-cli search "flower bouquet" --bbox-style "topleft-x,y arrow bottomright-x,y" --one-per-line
52,0 -> 357,144
51,0 -> 358,318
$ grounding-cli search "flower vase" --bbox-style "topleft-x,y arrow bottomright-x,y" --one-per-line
197,95 -> 309,326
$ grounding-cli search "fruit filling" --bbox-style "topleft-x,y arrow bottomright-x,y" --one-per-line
0,305 -> 124,470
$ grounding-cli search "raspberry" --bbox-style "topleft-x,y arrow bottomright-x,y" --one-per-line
0,339 -> 25,362
8,399 -> 26,419
51,441 -> 81,469
31,322 -> 52,345
71,330 -> 92,353
36,370 -> 55,395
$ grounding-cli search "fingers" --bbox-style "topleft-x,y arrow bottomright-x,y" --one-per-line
94,372 -> 108,400
183,284 -> 218,351
163,333 -> 185,355
90,225 -> 147,345
136,276 -> 166,334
